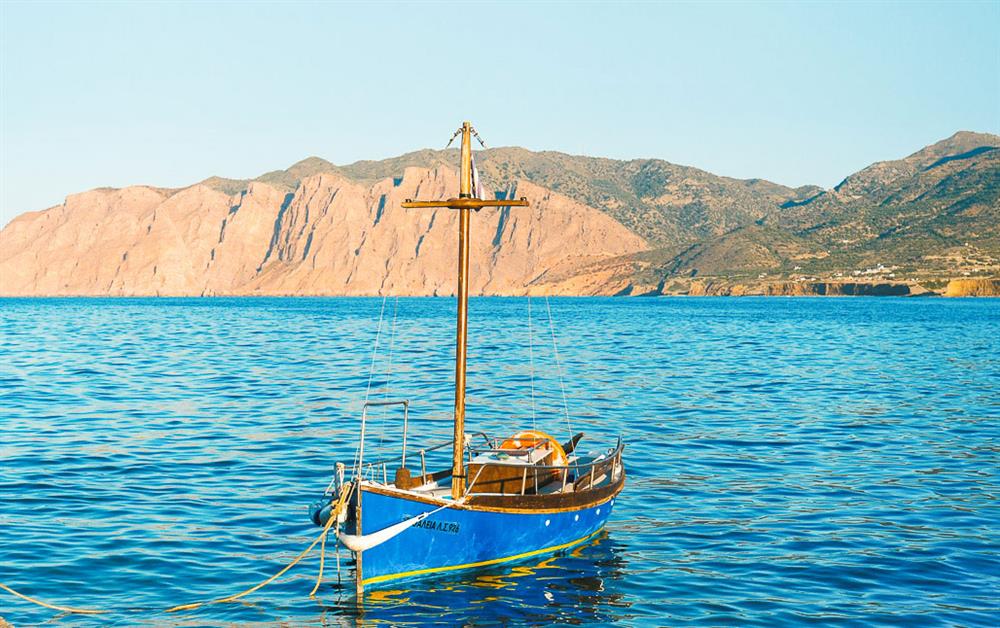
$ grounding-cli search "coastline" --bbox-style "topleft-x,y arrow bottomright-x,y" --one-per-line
1,278 -> 997,298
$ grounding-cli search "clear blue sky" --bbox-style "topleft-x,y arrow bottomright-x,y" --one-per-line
1,1 -> 997,226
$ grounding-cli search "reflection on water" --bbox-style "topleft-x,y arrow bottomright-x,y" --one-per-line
1,297 -> 998,626
312,532 -> 630,625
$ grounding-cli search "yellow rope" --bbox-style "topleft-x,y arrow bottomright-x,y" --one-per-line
0,483 -> 355,616
310,524 -> 329,598
310,486 -> 351,597
165,513 -> 337,613
0,583 -> 105,615
167,485 -> 351,613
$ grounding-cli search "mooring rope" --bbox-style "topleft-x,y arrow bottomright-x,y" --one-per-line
165,514 -> 339,613
0,485 -> 355,616
0,583 -> 106,616
309,484 -> 353,597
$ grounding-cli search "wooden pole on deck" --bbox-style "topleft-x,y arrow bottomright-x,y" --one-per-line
401,122 -> 530,502
453,122 -> 473,499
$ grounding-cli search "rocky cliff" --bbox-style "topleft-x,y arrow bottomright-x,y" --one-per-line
0,168 -> 646,296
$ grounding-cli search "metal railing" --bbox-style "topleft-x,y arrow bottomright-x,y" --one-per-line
354,401 -> 623,497
356,399 -> 409,484
361,438 -> 452,485
464,438 -> 624,497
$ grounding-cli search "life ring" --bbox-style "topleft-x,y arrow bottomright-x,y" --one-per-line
500,430 -> 568,467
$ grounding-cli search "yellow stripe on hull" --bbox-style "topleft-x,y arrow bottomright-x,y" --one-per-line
361,527 -> 605,586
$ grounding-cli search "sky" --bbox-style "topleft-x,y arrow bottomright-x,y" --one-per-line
1,1 -> 998,226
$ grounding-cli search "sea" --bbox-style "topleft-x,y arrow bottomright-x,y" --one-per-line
1,297 -> 997,626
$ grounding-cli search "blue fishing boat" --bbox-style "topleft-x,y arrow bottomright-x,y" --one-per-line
310,122 -> 626,594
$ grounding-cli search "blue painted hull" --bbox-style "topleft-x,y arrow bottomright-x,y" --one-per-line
354,487 -> 618,586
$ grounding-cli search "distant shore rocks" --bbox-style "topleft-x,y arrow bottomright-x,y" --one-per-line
765,282 -> 913,297
663,278 -> 998,297
943,278 -> 1000,297
679,279 -> 917,297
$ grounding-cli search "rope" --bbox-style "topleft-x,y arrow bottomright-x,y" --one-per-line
444,126 -> 462,149
352,296 -> 388,478
311,521 -> 330,598
336,534 -> 342,584
470,126 -> 487,148
166,513 -> 337,613
0,583 -> 105,615
527,296 -> 537,430
309,484 -> 353,597
362,295 -> 389,413
544,296 -> 575,443
376,296 -> 400,453
1,485 -> 356,616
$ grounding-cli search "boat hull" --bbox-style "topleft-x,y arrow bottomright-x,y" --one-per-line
354,485 -> 620,586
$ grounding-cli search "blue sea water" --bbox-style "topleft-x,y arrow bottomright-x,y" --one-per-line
0,297 -> 998,626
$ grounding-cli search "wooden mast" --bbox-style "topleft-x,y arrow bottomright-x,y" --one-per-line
453,122 -> 473,499
401,122 -> 530,501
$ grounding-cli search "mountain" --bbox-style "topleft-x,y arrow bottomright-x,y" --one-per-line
202,148 -> 821,248
769,131 -> 999,267
330,147 -> 823,247
0,169 -> 645,296
0,131 -> 997,296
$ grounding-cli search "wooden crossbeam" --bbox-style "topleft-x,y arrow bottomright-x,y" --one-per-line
402,121 -> 531,503
401,198 -> 529,210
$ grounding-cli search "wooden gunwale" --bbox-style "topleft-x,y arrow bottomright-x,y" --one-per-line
362,468 -> 625,514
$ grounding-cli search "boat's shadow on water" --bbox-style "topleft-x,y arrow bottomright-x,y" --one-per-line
311,531 -> 631,624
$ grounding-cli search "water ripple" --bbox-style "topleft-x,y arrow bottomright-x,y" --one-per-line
0,297 -> 998,625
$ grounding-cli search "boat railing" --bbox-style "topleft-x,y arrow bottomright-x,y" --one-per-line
355,409 -> 544,483
360,438 -> 453,483
466,441 -> 550,459
465,438 -> 623,473
464,439 -> 624,497
356,412 -> 623,497
357,399 -> 410,485
356,405 -> 499,481
359,434 -> 554,484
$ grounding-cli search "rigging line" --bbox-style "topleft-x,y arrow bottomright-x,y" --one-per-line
352,296 -> 388,479
527,296 -> 537,430
470,126 -> 487,148
376,296 -> 400,453
544,296 -> 574,443
444,126 -> 462,149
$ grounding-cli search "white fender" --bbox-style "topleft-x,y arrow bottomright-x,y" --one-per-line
338,499 -> 463,553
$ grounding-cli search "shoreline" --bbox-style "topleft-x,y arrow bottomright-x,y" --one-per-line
1,278 -> 998,299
